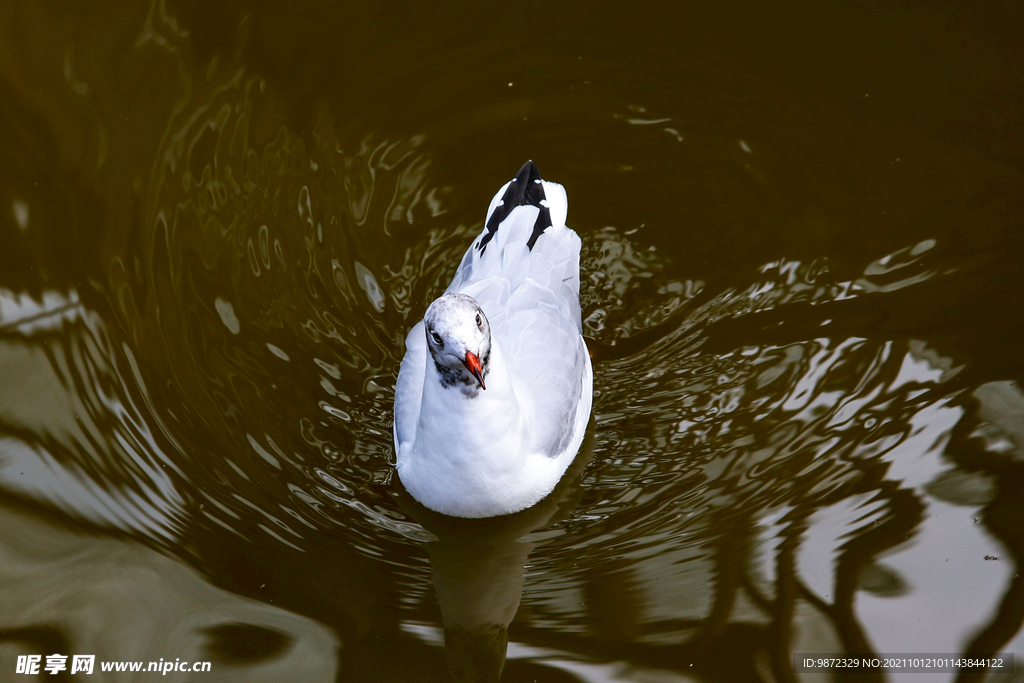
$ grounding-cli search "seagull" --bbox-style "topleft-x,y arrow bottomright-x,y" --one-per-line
394,161 -> 593,518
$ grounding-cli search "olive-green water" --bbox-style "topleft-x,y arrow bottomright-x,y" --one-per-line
1,1 -> 1023,681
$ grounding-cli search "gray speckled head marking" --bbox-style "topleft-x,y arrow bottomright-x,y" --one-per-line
423,293 -> 491,398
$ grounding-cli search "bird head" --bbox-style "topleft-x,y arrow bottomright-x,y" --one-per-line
423,293 -> 491,391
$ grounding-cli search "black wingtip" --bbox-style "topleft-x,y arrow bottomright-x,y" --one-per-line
516,160 -> 541,184
479,160 -> 553,254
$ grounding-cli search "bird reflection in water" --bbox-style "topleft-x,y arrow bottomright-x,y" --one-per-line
395,430 -> 595,683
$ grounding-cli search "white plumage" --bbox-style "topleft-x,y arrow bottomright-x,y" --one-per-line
394,161 -> 593,518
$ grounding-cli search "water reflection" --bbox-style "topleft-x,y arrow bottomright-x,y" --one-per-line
0,500 -> 338,682
0,289 -> 186,540
398,432 -> 594,682
1,0 -> 1024,680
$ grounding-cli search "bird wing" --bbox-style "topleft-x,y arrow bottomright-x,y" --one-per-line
447,161 -> 588,457
445,162 -> 579,333
393,321 -> 426,453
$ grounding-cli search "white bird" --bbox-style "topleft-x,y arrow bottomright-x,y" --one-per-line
394,161 -> 593,518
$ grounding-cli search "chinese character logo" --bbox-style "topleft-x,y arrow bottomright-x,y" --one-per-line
15,655 -> 41,675
71,655 -> 95,674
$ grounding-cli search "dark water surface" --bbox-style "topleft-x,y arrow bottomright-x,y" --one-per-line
2,0 -> 1024,681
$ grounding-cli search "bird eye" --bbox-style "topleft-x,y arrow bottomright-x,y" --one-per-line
475,313 -> 482,328
430,330 -> 443,346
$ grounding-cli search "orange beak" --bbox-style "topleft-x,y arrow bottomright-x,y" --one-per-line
463,351 -> 486,389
